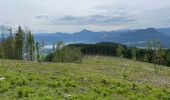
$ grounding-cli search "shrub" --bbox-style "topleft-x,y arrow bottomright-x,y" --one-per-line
16,86 -> 32,98
0,81 -> 10,92
48,81 -> 61,88
115,87 -> 124,94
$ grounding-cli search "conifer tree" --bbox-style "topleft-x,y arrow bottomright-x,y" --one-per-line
0,25 -> 6,59
15,26 -> 25,60
53,43 -> 56,52
24,30 -> 29,61
35,42 -> 40,61
144,41 -> 153,63
6,28 -> 14,59
156,41 -> 165,70
27,31 -> 35,61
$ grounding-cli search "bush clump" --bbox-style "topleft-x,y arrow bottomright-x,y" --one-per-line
16,86 -> 32,98
0,81 -> 10,93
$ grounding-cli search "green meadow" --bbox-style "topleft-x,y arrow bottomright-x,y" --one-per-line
0,56 -> 170,100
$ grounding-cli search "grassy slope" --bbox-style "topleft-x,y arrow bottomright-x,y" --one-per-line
0,56 -> 170,99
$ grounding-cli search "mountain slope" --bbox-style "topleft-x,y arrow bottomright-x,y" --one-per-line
157,28 -> 170,36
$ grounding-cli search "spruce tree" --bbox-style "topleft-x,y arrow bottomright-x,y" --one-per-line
35,42 -> 40,61
15,26 -> 25,60
0,25 -> 6,59
5,28 -> 15,59
27,31 -> 35,61
9,28 -> 15,59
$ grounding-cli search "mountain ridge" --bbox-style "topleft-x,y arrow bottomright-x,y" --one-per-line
33,28 -> 170,47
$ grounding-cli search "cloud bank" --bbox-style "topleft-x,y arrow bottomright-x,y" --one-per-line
0,0 -> 170,32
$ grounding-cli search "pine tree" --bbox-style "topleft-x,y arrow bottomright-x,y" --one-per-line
40,39 -> 45,61
5,28 -> 15,59
27,31 -> 35,61
35,42 -> 40,61
53,43 -> 56,52
15,26 -> 25,60
9,28 -> 15,59
24,30 -> 29,61
156,41 -> 165,70
0,25 -> 6,59
144,41 -> 153,63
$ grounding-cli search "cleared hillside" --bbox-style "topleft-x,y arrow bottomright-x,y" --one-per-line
0,56 -> 170,99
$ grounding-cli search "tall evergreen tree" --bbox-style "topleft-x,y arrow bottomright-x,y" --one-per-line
9,28 -> 15,59
27,31 -> 35,61
53,42 -> 56,52
156,41 -> 165,70
5,28 -> 14,59
35,42 -> 40,61
24,30 -> 29,61
0,25 -> 6,59
15,26 -> 25,60
144,41 -> 153,63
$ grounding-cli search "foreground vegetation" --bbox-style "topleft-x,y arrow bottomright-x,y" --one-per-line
0,56 -> 170,99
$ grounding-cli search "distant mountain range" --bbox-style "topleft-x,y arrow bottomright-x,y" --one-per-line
34,28 -> 170,48
157,28 -> 170,36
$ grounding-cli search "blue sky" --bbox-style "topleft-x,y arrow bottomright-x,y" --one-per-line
0,0 -> 170,33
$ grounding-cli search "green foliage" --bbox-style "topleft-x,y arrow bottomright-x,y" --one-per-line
15,26 -> 25,60
122,71 -> 128,84
0,26 -> 37,61
0,81 -> 10,92
25,30 -> 35,61
35,42 -> 40,61
1,55 -> 170,99
68,42 -> 170,67
51,42 -> 83,63
16,86 -> 32,98
131,47 -> 137,68
117,44 -> 124,57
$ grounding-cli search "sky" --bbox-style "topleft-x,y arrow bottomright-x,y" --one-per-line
0,0 -> 170,33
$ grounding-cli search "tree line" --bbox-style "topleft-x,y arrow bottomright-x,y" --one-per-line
66,41 -> 170,67
0,25 -> 83,63
0,25 -> 41,61
46,41 -> 82,63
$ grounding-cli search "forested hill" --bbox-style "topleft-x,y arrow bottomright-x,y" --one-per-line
62,42 -> 170,67
34,28 -> 170,47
